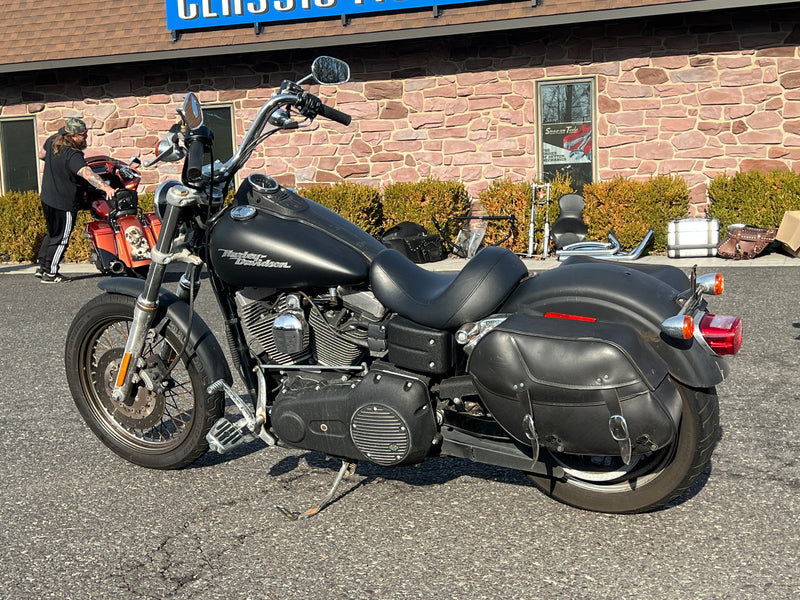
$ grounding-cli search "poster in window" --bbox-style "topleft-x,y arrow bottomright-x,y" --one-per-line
539,80 -> 594,192
541,121 -> 593,191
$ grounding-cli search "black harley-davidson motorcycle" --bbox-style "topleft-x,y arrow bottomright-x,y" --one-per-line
65,57 -> 742,516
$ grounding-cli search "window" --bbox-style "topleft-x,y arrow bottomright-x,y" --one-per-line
537,78 -> 595,193
0,118 -> 39,194
202,105 -> 235,165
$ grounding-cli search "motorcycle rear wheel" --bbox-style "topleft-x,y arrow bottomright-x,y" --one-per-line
65,293 -> 224,469
526,384 -> 718,513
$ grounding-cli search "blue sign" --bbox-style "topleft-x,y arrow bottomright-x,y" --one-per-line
166,0 -> 490,31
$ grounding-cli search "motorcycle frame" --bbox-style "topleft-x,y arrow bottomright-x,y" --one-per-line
107,79 -> 731,468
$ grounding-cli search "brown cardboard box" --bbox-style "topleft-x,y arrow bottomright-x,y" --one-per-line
776,211 -> 800,257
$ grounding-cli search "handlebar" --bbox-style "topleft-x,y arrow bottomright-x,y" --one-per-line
220,91 -> 350,179
318,101 -> 351,126
186,139 -> 204,182
297,92 -> 351,126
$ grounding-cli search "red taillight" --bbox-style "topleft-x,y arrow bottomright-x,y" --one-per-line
543,312 -> 596,322
125,181 -> 137,190
698,313 -> 742,355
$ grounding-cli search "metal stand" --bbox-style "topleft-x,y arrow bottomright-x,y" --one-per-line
276,460 -> 358,520
527,183 -> 551,258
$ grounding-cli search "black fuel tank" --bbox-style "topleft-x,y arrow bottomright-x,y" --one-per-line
209,175 -> 385,289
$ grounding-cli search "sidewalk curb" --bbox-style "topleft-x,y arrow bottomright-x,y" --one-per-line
2,251 -> 798,276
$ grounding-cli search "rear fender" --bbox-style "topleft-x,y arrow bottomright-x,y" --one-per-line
502,261 -> 729,387
97,277 -> 232,386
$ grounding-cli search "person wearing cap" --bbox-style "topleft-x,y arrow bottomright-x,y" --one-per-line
36,117 -> 116,283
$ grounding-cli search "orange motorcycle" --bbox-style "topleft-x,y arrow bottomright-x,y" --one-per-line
83,156 -> 161,278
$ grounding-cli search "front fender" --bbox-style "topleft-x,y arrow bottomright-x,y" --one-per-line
97,277 -> 233,386
502,262 -> 729,388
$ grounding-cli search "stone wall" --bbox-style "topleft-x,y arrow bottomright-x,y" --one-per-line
1,6 -> 799,213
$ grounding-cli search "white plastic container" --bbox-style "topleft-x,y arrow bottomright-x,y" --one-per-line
667,218 -> 720,258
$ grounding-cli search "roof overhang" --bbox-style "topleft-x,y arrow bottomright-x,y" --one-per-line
2,0 -> 799,74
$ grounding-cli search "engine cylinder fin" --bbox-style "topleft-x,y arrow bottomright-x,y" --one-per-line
236,293 -> 310,365
308,307 -> 364,366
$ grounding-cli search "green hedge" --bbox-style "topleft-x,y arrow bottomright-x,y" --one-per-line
0,191 -> 154,263
382,178 -> 472,240
708,170 -> 800,230
299,182 -> 383,237
8,171 -> 793,263
582,175 -> 689,253
479,173 -> 574,254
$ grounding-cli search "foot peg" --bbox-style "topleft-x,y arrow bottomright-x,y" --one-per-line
207,418 -> 246,454
206,378 -> 276,453
276,460 -> 357,520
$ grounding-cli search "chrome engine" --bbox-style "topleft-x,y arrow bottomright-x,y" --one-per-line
232,289 -> 438,467
235,288 -> 383,367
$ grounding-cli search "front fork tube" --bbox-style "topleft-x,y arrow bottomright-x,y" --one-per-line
111,196 -> 201,405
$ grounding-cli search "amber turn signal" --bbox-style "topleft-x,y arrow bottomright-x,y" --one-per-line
697,273 -> 724,295
661,314 -> 695,340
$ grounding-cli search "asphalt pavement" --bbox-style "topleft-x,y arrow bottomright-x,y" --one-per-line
0,254 -> 798,599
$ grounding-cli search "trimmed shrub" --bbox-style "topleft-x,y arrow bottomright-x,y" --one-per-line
582,175 -> 688,253
299,182 -> 383,237
707,170 -> 800,230
0,191 -> 48,263
0,190 -> 158,263
479,173 -> 574,254
382,178 -> 471,240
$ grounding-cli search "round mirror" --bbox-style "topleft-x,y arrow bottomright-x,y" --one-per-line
182,93 -> 204,130
311,57 -> 350,85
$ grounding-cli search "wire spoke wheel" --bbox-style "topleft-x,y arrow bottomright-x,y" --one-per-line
88,320 -> 194,450
65,293 -> 223,469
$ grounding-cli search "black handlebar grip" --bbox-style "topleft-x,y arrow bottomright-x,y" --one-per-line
319,103 -> 352,126
186,138 -> 204,182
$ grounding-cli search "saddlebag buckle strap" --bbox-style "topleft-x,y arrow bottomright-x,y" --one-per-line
517,384 -> 539,464
606,390 -> 632,465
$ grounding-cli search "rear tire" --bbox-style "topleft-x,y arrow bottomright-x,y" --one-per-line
65,293 -> 224,469
526,384 -> 718,513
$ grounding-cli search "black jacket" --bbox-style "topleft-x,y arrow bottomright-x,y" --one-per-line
40,134 -> 89,212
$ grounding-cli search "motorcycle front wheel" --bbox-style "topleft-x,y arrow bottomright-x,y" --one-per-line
65,293 -> 224,469
526,384 -> 719,513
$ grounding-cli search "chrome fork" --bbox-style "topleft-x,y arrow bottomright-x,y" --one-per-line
111,185 -> 204,405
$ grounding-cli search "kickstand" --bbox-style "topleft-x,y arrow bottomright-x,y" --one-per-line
276,460 -> 357,521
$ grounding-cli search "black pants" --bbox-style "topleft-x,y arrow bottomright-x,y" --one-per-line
37,202 -> 76,275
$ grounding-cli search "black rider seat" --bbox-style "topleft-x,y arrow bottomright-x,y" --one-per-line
370,245 -> 529,330
551,193 -> 589,250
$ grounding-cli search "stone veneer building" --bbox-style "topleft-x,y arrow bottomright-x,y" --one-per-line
1,0 -> 800,213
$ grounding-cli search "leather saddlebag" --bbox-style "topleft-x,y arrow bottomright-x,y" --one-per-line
716,225 -> 776,260
468,314 -> 682,457
382,221 -> 445,264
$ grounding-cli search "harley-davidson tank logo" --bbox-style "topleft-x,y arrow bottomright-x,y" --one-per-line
218,249 -> 291,269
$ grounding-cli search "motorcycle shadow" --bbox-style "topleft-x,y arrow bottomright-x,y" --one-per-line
270,451 -> 531,487
192,439 -> 529,488
191,431 -> 718,512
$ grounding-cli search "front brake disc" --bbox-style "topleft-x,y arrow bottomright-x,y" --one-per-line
95,349 -> 166,429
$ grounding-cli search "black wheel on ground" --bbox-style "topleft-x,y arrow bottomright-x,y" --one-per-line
526,384 -> 719,513
64,293 -> 224,469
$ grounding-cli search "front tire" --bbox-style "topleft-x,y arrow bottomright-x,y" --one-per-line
65,293 -> 224,469
526,384 -> 719,513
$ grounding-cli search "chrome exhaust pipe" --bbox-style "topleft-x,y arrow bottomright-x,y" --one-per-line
109,260 -> 126,274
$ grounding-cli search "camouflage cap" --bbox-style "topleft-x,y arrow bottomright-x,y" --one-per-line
64,117 -> 87,134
